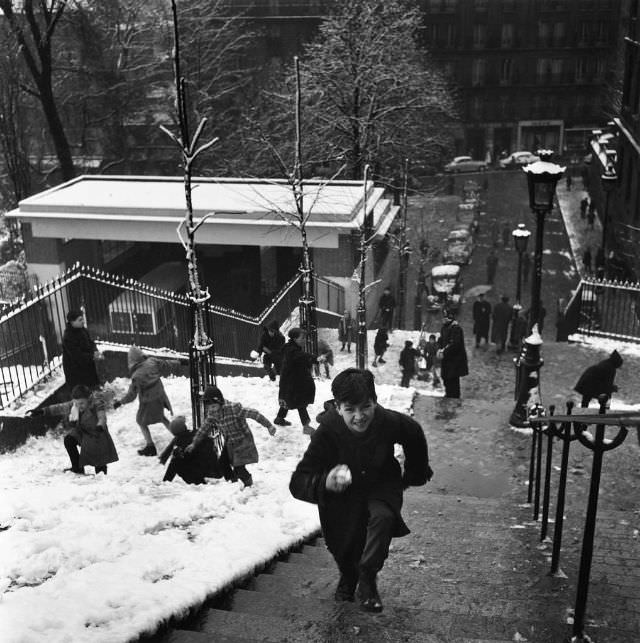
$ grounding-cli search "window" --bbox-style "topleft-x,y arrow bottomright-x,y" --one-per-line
428,0 -> 441,12
596,21 -> 608,45
443,0 -> 457,12
579,22 -> 590,46
443,61 -> 456,79
500,58 -> 513,84
575,58 -> 588,82
501,23 -> 514,47
135,312 -> 155,335
499,95 -> 510,119
473,24 -> 487,48
553,22 -> 565,46
595,57 -> 606,79
111,312 -> 132,334
445,24 -> 456,47
551,58 -> 563,82
537,58 -> 552,83
538,21 -> 551,47
472,59 -> 487,85
474,0 -> 488,10
471,96 -> 483,119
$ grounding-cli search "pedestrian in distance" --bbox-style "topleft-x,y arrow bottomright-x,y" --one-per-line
317,337 -> 334,379
490,220 -> 500,248
492,295 -> 512,354
274,327 -> 318,435
502,223 -> 511,249
437,308 -> 468,399
510,306 -> 528,350
377,286 -> 396,332
583,247 -> 592,274
587,208 -> 595,231
189,385 -> 276,487
159,416 -> 220,485
339,310 -> 355,353
422,334 -> 441,386
522,251 -> 532,285
486,249 -> 498,285
595,246 -> 605,274
289,368 -> 433,612
29,385 -> 118,475
574,349 -> 623,408
472,292 -> 492,348
62,310 -> 101,392
566,174 -> 573,190
399,340 -> 419,388
256,320 -> 285,382
580,196 -> 589,219
113,346 -> 180,456
371,327 -> 390,367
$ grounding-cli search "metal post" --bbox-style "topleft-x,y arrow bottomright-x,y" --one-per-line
534,414 -> 543,520
570,396 -> 629,642
549,400 -> 575,578
540,404 -> 555,541
356,165 -> 370,370
527,415 -> 538,504
529,208 -> 547,331
509,327 -> 543,428
601,189 -> 610,265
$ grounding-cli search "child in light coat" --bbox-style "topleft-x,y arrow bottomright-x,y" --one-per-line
113,346 -> 180,456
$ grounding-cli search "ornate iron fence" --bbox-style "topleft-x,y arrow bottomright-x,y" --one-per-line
0,263 -> 344,409
564,277 -> 640,343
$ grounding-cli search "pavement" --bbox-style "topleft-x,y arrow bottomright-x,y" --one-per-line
150,171 -> 640,643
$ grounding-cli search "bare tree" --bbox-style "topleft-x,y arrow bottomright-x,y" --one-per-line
161,0 -> 218,428
0,0 -> 74,180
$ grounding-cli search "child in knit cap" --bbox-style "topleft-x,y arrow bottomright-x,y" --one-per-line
187,385 -> 276,487
113,346 -> 180,456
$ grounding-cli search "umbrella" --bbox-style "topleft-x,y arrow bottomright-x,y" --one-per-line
464,284 -> 492,298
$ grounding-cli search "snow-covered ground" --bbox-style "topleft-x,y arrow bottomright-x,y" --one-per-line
0,329 -> 424,643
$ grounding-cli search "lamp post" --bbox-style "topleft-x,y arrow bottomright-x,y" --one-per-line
512,223 -> 531,306
523,150 -> 565,332
600,150 -> 617,278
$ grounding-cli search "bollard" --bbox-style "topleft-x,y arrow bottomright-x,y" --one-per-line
540,404 -> 556,541
509,326 -> 544,428
533,408 -> 544,521
568,395 -> 629,643
549,400 -> 577,578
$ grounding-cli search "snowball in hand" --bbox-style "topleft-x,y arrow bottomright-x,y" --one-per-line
250,350 -> 260,360
335,465 -> 352,485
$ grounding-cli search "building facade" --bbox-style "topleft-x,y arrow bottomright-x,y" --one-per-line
420,0 -> 621,161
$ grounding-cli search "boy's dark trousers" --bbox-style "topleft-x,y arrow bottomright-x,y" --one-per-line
335,499 -> 395,581
276,405 -> 311,426
400,371 -> 412,387
443,377 -> 461,399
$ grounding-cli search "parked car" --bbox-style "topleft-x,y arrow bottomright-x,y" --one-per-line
499,151 -> 540,169
443,156 -> 488,173
443,228 -> 474,265
425,264 -> 462,313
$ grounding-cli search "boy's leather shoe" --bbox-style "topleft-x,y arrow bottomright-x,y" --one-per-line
334,573 -> 357,602
357,574 -> 383,612
273,418 -> 291,426
64,466 -> 85,475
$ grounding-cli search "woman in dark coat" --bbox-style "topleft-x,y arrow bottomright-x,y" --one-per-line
257,321 -> 285,381
491,296 -> 512,353
290,368 -> 432,612
437,309 -> 469,399
275,327 -> 317,435
574,349 -> 623,408
472,293 -> 491,348
62,310 -> 100,390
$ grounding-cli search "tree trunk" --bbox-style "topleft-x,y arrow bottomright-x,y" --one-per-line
39,83 -> 75,181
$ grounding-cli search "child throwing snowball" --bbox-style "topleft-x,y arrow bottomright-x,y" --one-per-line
289,368 -> 432,613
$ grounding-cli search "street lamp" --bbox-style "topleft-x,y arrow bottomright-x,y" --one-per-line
512,223 -> 531,306
600,149 -> 618,277
523,150 -> 565,331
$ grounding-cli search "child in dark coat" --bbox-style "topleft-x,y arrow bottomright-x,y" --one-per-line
574,349 -> 623,408
30,385 -> 118,475
372,328 -> 389,367
113,346 -> 180,456
399,340 -> 419,387
290,368 -> 432,612
188,385 -> 276,487
160,416 -> 220,484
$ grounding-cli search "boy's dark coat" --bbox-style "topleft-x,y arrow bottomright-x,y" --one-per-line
438,320 -> 469,379
278,340 -> 316,409
574,350 -> 623,399
289,404 -> 431,565
62,324 -> 100,388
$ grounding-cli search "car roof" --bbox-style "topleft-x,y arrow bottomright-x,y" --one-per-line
453,156 -> 472,162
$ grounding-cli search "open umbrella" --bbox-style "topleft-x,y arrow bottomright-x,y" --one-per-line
464,284 -> 492,298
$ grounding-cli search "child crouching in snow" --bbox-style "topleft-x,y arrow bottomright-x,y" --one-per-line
160,416 -> 220,484
29,385 -> 118,475
113,346 -> 180,457
186,385 -> 276,487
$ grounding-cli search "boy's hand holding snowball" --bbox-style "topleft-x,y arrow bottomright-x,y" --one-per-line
325,464 -> 352,492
